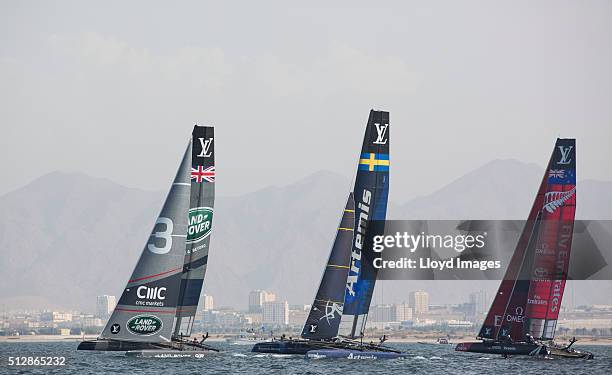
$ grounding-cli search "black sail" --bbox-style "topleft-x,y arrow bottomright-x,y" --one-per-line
301,193 -> 355,340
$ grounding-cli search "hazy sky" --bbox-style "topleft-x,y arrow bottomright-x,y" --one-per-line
1,1 -> 611,199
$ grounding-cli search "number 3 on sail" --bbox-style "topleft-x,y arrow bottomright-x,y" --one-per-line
148,218 -> 174,254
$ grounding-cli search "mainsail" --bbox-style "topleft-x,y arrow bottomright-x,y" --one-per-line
98,125 -> 215,344
99,144 -> 192,343
340,110 -> 390,338
478,139 -> 576,342
174,126 -> 216,337
301,193 -> 355,340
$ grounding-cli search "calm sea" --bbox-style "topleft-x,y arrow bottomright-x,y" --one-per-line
0,341 -> 610,374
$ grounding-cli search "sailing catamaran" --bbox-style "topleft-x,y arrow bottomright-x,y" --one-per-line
455,138 -> 593,359
78,125 -> 218,358
252,110 -> 405,359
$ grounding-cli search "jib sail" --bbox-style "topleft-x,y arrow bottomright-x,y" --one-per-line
340,110 -> 390,339
301,193 -> 355,340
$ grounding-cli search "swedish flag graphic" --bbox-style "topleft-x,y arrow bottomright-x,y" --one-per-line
358,153 -> 390,172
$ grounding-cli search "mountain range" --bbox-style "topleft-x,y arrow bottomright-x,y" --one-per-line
1,159 -> 610,312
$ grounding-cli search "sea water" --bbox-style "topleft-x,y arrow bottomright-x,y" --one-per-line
0,342 -> 610,374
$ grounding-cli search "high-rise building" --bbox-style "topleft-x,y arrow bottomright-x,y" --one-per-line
201,294 -> 214,311
262,300 -> 288,326
469,290 -> 488,315
395,303 -> 413,321
248,290 -> 276,313
409,291 -> 429,315
96,295 -> 117,320
370,305 -> 395,322
369,304 -> 413,322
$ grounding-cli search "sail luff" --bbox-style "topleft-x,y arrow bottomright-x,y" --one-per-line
300,193 -> 355,340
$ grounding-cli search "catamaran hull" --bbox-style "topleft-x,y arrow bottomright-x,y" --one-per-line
251,340 -> 329,355
455,341 -> 545,356
125,350 -> 216,358
78,339 -> 220,354
305,349 -> 407,360
78,340 -> 168,352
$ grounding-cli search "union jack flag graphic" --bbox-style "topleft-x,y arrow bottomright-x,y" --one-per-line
549,169 -> 565,179
191,166 -> 215,183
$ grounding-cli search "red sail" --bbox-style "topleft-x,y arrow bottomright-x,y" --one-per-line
478,139 -> 575,342
525,139 -> 576,340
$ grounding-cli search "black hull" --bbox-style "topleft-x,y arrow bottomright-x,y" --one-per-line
456,341 -> 593,359
455,341 -> 545,356
252,339 -> 403,355
77,339 -> 219,352
252,340 -> 330,355
78,340 -> 168,351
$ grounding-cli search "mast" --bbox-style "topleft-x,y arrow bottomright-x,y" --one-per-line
173,125 -> 216,338
99,143 -> 192,343
301,193 -> 355,340
341,110 -> 390,339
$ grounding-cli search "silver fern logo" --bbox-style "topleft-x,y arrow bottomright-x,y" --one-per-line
543,187 -> 576,213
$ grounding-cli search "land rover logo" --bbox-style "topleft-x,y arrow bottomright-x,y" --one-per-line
126,315 -> 163,335
187,207 -> 213,244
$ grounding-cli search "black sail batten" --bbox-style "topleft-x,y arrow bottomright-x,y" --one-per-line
340,110 -> 390,339
173,126 -> 216,338
301,193 -> 355,340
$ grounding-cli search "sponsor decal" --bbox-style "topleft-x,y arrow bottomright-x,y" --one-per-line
358,153 -> 389,172
126,315 -> 163,336
135,286 -> 167,306
556,145 -> 573,165
347,352 -> 376,359
110,323 -> 120,334
309,324 -> 317,333
533,267 -> 548,278
187,207 -> 213,244
197,137 -> 214,157
494,315 -> 502,327
346,189 -> 372,296
549,169 -> 565,179
320,301 -> 343,325
191,166 -> 215,183
543,187 -> 575,213
373,123 -> 389,145
503,306 -> 525,323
